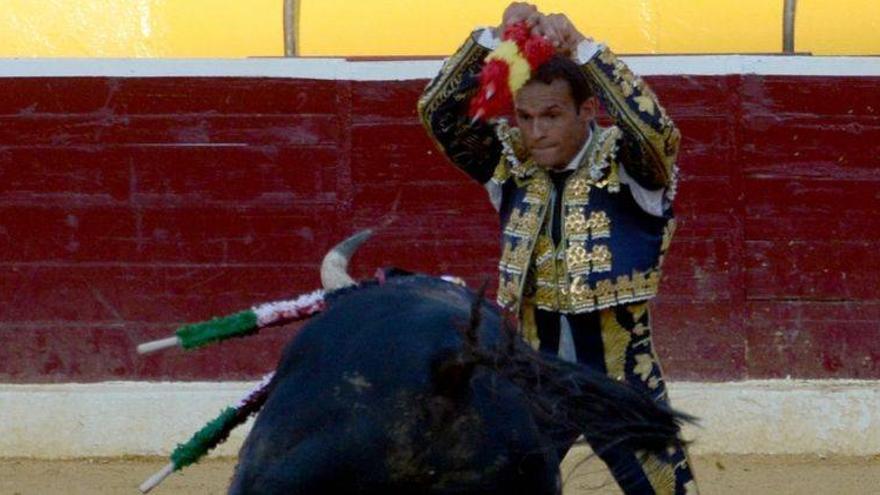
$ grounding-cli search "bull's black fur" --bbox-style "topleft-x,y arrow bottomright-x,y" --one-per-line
229,273 -> 690,495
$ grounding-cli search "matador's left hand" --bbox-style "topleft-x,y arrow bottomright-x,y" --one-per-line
531,12 -> 589,57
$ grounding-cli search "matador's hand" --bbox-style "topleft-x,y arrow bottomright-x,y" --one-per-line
497,2 -> 542,34
532,12 -> 588,56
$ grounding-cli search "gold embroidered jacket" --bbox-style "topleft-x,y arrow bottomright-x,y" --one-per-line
417,32 -> 680,317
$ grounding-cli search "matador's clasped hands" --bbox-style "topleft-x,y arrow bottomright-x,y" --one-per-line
496,2 -> 590,57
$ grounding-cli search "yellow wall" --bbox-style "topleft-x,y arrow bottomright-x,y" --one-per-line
796,0 -> 880,54
299,0 -> 783,56
0,0 -> 281,57
0,0 -> 877,57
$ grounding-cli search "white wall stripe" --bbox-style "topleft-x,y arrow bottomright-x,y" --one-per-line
0,56 -> 879,79
1,380 -> 878,458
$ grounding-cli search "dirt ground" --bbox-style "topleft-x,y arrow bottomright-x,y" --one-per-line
1,454 -> 878,494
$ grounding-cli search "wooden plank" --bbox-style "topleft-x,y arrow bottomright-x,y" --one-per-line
0,114 -> 340,146
661,238 -> 736,301
108,78 -> 340,115
0,264 -> 323,323
0,323 -> 296,382
746,301 -> 880,378
0,78 -> 111,115
350,122 -> 455,182
675,115 -> 735,179
0,207 -> 135,262
0,77 -> 340,115
0,145 -> 341,205
649,75 -> 740,117
650,299 -> 746,381
739,114 -> 880,172
0,205 -> 337,264
128,145 -> 340,205
0,146 -> 131,201
740,75 -> 880,117
746,178 -> 880,241
746,239 -> 880,300
351,80 -> 423,121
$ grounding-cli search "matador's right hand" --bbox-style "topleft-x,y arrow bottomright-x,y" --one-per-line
498,2 -> 542,34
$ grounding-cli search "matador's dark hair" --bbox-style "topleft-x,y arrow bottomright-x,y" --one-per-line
528,55 -> 595,110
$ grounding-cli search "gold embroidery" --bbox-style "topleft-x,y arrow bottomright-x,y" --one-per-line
496,273 -> 521,308
598,48 -> 616,66
565,243 -> 612,276
634,353 -> 655,382
532,285 -> 557,311
532,235 -> 554,264
491,158 -> 510,183
600,308 -> 630,381
523,174 -> 550,203
520,301 -> 539,350
506,209 -> 522,230
563,270 -> 662,313
633,271 -> 661,298
504,206 -> 541,238
557,283 -> 571,312
501,240 -> 532,273
594,279 -> 617,307
661,218 -> 676,252
418,36 -> 488,150
606,161 -> 621,192
639,451 -> 677,495
587,211 -> 611,239
613,62 -> 637,98
628,301 -> 649,322
565,210 -> 589,237
534,266 -> 555,285
516,208 -> 540,236
566,245 -> 591,275
495,119 -> 529,169
500,241 -> 513,266
566,176 -> 590,204
615,274 -> 635,302
590,244 -> 612,273
533,238 -> 555,280
634,94 -> 657,115
586,126 -> 622,184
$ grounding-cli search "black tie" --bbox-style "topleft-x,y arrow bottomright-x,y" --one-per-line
549,170 -> 574,247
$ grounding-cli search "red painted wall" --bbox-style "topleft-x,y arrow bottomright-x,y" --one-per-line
1,72 -> 878,382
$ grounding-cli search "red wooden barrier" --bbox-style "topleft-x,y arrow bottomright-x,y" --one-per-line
1,70 -> 878,382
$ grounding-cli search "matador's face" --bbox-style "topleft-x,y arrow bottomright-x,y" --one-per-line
514,78 -> 597,170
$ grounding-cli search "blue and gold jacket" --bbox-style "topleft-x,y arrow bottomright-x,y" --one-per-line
417,32 -> 680,321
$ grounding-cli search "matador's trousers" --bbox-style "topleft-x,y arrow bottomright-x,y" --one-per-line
534,302 -> 698,495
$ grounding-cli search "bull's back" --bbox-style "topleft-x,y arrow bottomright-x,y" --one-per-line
229,277 -> 559,494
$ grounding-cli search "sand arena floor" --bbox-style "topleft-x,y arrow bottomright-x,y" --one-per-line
2,452 -> 878,494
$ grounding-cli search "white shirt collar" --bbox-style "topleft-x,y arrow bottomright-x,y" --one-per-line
558,126 -> 593,173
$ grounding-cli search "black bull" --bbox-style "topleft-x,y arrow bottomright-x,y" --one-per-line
227,272 -> 690,494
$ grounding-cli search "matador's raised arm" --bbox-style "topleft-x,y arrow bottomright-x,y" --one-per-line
417,33 -> 502,185
418,28 -> 681,193
579,43 -> 681,190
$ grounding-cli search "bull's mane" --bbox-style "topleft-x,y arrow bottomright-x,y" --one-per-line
455,286 -> 692,464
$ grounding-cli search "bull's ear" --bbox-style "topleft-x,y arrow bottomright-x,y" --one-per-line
430,349 -> 475,401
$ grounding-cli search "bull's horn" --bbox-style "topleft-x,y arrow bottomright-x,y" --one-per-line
320,229 -> 374,290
